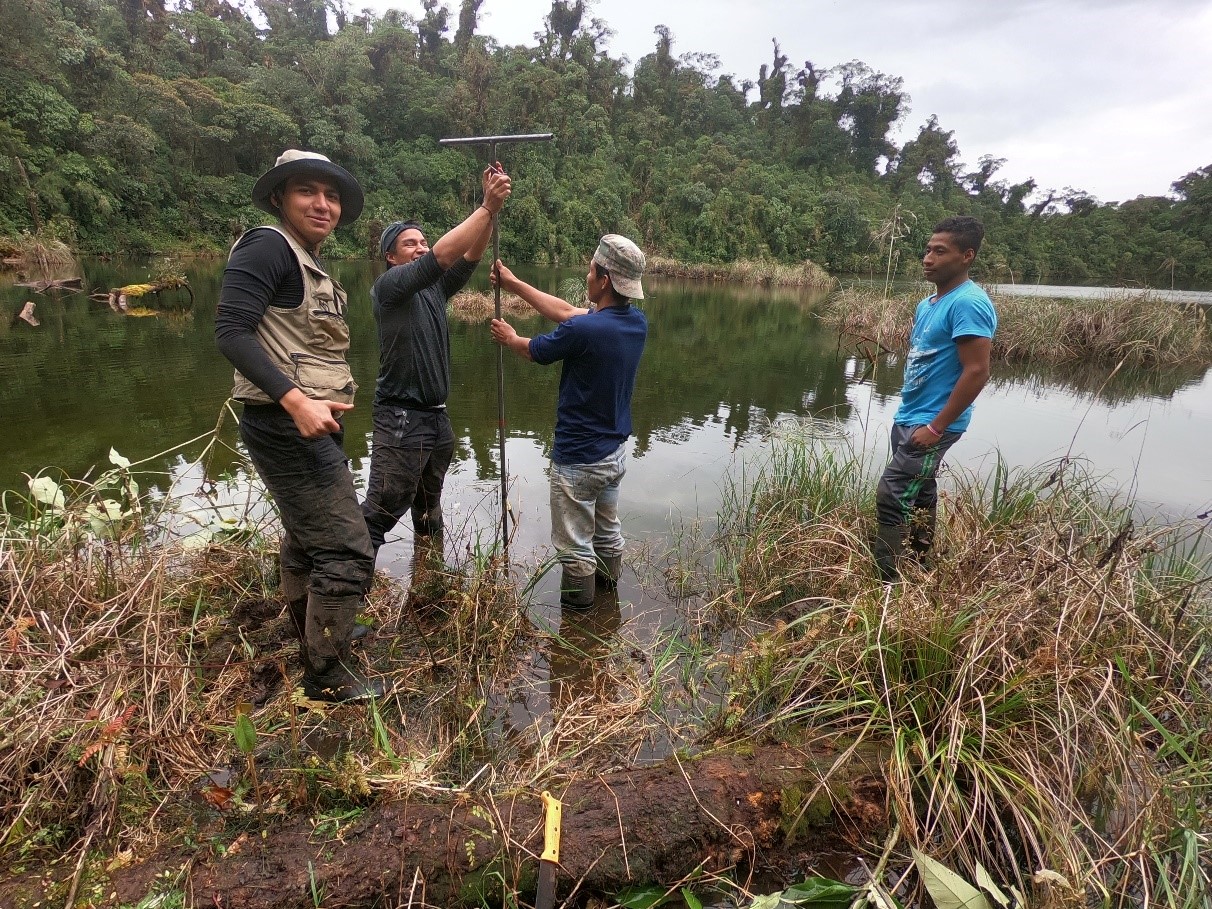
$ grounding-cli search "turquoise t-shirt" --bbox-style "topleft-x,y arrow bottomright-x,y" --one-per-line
894,280 -> 996,433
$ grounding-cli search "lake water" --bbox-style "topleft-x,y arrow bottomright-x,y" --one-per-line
4,259 -> 1211,632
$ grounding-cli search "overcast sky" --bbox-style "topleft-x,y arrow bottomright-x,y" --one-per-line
372,0 -> 1212,204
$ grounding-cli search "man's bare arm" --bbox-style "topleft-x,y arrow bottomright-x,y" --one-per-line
491,260 -> 587,322
908,335 -> 992,447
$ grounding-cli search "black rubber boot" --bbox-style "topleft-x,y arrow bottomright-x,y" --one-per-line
872,523 -> 907,583
412,506 -> 444,539
301,593 -> 386,703
560,567 -> 596,608
908,506 -> 937,566
281,568 -> 310,667
288,569 -> 371,646
595,554 -> 622,589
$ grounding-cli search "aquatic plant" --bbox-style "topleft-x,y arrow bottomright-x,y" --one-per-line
693,428 -> 1212,908
647,256 -> 837,290
822,287 -> 1212,369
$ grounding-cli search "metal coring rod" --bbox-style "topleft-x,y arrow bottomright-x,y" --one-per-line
438,132 -> 555,560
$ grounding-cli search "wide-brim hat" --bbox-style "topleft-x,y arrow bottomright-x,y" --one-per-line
251,150 -> 364,226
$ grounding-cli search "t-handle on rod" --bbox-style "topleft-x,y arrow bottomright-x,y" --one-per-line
438,132 -> 554,561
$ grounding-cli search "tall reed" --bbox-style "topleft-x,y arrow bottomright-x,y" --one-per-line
647,256 -> 837,289
822,287 -> 1212,369
696,430 -> 1212,907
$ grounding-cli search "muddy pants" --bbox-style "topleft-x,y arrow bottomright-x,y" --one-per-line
875,422 -> 962,545
239,404 -> 375,600
361,405 -> 456,555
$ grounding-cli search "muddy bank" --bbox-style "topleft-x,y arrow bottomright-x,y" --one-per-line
103,746 -> 886,908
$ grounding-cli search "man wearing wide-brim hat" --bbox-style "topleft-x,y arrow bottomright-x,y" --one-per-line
489,235 -> 649,607
216,149 -> 383,703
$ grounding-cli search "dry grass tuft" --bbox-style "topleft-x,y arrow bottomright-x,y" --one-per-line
1,232 -> 74,272
647,256 -> 837,289
686,431 -> 1212,907
822,286 -> 1212,368
449,290 -> 537,322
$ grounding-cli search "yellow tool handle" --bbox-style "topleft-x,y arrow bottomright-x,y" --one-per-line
540,790 -> 562,863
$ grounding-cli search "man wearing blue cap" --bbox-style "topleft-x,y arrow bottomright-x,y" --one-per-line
216,149 -> 382,702
361,164 -> 512,559
490,235 -> 649,607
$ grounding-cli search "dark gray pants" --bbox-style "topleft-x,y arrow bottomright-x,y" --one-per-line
875,422 -> 962,545
239,404 -> 374,599
362,405 -> 456,553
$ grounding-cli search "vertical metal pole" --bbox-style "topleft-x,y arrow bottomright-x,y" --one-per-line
440,133 -> 551,562
490,141 -> 509,561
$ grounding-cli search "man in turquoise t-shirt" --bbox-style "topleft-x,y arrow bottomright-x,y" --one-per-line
874,216 -> 997,581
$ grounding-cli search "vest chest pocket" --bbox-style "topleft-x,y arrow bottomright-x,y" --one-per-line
290,353 -> 357,404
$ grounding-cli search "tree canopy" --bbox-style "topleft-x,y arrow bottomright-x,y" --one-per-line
1,0 -> 1208,287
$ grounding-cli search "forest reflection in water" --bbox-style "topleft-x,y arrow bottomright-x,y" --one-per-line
3,256 -> 1210,609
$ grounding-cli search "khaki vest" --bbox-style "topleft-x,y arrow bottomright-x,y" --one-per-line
230,226 -> 358,406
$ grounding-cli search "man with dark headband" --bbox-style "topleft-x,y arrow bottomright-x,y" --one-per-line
362,164 -> 511,561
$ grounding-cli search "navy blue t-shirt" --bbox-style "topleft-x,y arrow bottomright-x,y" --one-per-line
528,304 -> 648,465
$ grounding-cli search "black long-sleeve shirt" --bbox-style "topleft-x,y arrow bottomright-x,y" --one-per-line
371,251 -> 477,409
214,229 -> 308,403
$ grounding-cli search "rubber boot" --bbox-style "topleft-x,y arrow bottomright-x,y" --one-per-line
595,554 -> 622,590
300,593 -> 386,703
908,506 -> 937,567
413,506 -> 444,539
872,523 -> 907,583
287,568 -> 370,645
560,567 -> 596,609
281,568 -> 310,665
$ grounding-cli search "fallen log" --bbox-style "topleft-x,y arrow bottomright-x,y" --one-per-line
111,745 -> 887,909
14,276 -> 82,293
90,277 -> 195,311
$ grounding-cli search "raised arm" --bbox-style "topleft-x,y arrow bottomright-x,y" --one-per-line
430,165 -> 511,269
491,260 -> 588,323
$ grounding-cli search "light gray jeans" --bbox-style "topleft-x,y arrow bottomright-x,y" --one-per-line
549,443 -> 627,578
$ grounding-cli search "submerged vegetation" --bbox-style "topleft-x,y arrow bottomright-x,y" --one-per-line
823,287 -> 1212,368
1,425 -> 1208,907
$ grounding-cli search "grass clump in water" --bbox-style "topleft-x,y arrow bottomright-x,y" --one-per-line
647,256 -> 837,289
822,286 -> 1212,368
692,428 -> 1212,908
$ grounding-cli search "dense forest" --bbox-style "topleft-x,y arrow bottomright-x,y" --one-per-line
2,0 -> 1210,287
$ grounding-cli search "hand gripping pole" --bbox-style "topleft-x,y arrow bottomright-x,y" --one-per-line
438,133 -> 554,561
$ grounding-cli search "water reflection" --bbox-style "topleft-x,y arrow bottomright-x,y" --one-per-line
548,589 -> 624,711
3,257 -> 1211,536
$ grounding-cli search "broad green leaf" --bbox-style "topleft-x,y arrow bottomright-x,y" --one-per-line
855,881 -> 901,909
109,448 -> 132,469
782,877 -> 857,907
29,476 -> 65,510
614,884 -> 667,909
974,865 -> 1012,908
234,712 -> 257,754
912,849 -> 990,909
746,895 -> 783,909
681,887 -> 703,909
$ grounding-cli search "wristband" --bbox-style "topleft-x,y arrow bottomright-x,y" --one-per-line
924,423 -> 943,438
